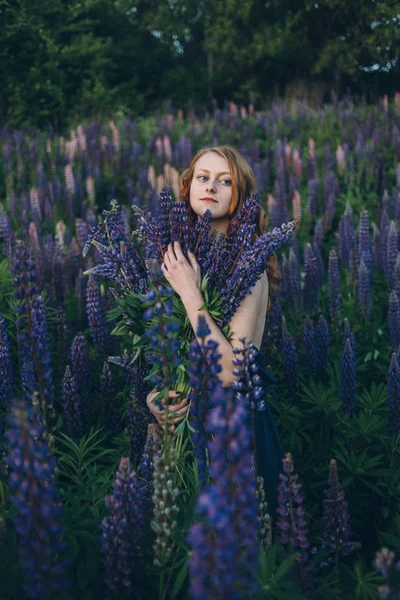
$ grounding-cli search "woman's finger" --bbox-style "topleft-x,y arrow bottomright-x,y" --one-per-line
173,240 -> 186,262
161,414 -> 185,425
167,243 -> 177,260
164,251 -> 172,268
169,398 -> 189,411
187,250 -> 198,267
168,405 -> 189,417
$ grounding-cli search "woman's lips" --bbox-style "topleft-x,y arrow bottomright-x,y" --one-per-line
201,197 -> 218,203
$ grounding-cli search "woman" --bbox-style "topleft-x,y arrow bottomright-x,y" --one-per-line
146,145 -> 282,515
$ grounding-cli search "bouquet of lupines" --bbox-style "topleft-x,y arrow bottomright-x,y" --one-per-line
83,187 -> 295,431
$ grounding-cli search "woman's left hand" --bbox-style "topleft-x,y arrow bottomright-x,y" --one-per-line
161,241 -> 201,300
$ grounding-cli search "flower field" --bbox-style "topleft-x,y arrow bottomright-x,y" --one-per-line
1,96 -> 400,599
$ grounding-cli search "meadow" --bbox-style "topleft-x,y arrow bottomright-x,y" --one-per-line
1,95 -> 400,599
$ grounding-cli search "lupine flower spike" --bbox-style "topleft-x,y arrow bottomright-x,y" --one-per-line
282,317 -> 299,390
340,338 -> 357,416
101,455 -> 154,598
276,453 -> 314,589
6,399 -> 71,599
151,435 -> 179,567
188,337 -> 260,599
322,459 -> 351,557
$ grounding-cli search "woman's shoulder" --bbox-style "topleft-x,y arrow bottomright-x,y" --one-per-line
261,270 -> 269,297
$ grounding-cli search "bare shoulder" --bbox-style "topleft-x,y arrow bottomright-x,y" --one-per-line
228,271 -> 270,348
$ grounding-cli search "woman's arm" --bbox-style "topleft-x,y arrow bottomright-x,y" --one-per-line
181,272 -> 268,387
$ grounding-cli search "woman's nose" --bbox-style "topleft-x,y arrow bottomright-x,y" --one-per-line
206,180 -> 217,192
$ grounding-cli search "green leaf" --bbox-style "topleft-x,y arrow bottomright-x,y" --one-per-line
170,561 -> 188,598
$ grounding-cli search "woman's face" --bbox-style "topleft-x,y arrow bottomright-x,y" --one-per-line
189,152 -> 234,234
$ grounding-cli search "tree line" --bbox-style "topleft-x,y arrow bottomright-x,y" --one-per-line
0,0 -> 399,130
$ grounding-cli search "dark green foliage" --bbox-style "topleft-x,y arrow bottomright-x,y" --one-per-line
0,0 -> 399,129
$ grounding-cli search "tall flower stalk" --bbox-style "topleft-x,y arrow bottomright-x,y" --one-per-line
6,399 -> 71,599
188,334 -> 260,599
101,446 -> 155,598
276,453 -> 313,590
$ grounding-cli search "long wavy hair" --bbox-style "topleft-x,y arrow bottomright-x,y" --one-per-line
179,145 -> 280,305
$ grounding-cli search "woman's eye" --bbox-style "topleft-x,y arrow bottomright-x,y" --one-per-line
221,179 -> 231,185
198,175 -> 208,181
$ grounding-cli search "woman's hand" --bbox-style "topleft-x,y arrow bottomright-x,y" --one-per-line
146,389 -> 190,433
161,241 -> 201,301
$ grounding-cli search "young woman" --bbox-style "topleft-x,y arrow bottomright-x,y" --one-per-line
146,145 -> 282,515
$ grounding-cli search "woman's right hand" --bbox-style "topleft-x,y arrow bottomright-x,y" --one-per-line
146,389 -> 190,432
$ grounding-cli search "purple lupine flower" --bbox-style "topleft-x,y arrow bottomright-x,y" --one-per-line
100,361 -> 123,435
138,424 -> 155,491
282,318 -> 299,390
313,242 -> 325,289
388,353 -> 400,436
358,257 -> 371,316
265,294 -> 283,349
101,456 -> 153,598
86,274 -> 106,353
188,521 -> 215,599
288,247 -> 302,314
307,179 -> 319,218
62,365 -> 83,439
357,211 -> 372,272
394,254 -> 400,300
187,317 -> 222,485
70,332 -> 92,426
385,221 -> 398,290
338,203 -> 355,270
143,281 -> 182,391
70,332 -> 91,395
342,319 -> 355,353
169,201 -> 192,256
213,193 -> 260,290
21,360 -> 38,403
324,192 -> 337,233
0,313 -> 14,413
256,476 -> 272,553
313,219 -> 324,247
6,399 -> 71,599
302,317 -> 317,373
75,218 -> 90,253
372,223 -> 382,270
276,453 -> 313,588
11,241 -> 40,361
30,295 -> 54,418
315,315 -> 329,375
0,204 -> 11,257
189,374 -> 260,599
126,361 -> 153,466
157,186 -> 173,251
328,249 -> 341,324
322,459 -> 351,557
84,203 -> 147,293
303,243 -> 318,315
280,255 -> 290,304
389,291 -> 400,349
340,338 -> 357,416
373,547 -> 397,598
56,306 -> 68,378
380,209 -> 390,273
220,219 -> 296,325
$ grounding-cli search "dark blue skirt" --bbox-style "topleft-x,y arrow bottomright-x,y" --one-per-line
251,348 -> 282,517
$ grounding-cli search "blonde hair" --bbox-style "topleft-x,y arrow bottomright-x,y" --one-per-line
179,145 -> 280,299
